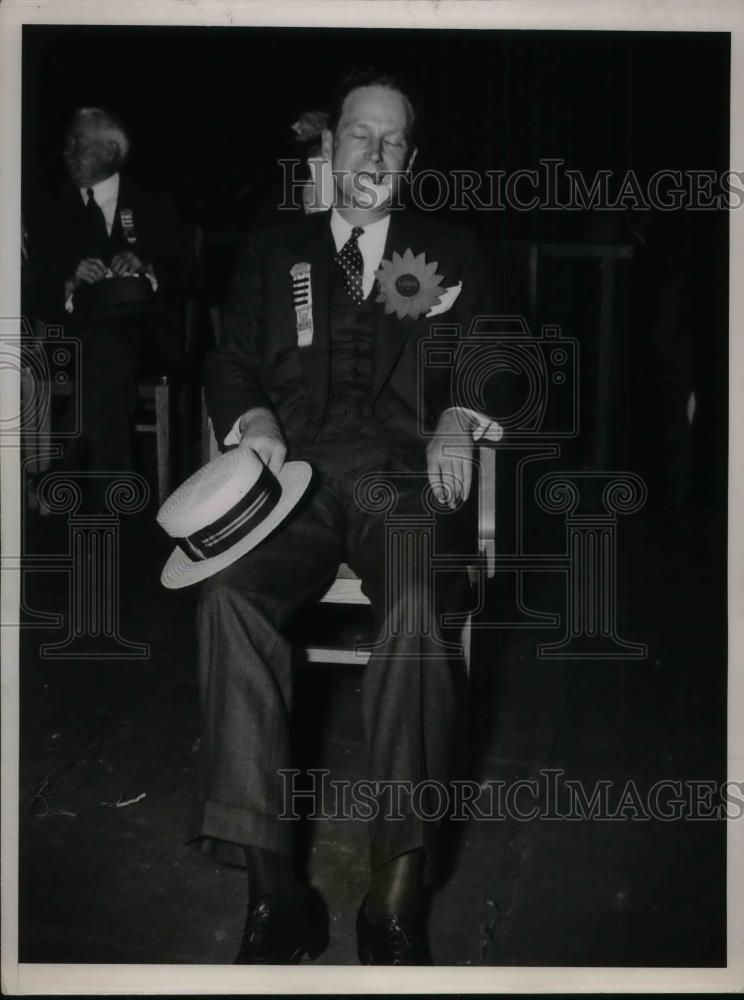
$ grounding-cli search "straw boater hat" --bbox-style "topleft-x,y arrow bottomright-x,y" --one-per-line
158,448 -> 312,589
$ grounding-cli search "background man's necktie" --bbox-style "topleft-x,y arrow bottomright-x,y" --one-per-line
335,226 -> 365,305
85,187 -> 109,248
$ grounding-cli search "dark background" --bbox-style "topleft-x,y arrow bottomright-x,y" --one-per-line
18,25 -> 730,967
21,26 -> 729,225
21,25 -> 730,503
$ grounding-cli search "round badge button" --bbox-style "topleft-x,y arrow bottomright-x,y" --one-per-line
394,273 -> 420,297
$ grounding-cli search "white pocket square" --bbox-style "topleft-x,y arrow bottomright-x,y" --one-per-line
426,281 -> 462,318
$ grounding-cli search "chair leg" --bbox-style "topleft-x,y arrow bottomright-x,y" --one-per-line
37,378 -> 54,515
209,419 -> 219,461
200,390 -> 210,466
201,390 -> 219,464
154,384 -> 171,506
462,612 -> 472,680
21,369 -> 37,512
20,369 -> 35,467
35,375 -> 52,474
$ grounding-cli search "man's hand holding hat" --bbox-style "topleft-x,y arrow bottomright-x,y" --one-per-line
237,407 -> 287,475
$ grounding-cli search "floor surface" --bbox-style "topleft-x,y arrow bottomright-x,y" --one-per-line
15,488 -> 726,967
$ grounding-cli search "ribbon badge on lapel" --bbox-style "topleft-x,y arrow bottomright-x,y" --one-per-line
290,262 -> 314,346
374,248 -> 445,321
119,207 -> 138,245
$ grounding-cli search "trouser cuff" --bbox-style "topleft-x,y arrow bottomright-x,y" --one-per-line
187,798 -> 294,868
370,814 -> 442,885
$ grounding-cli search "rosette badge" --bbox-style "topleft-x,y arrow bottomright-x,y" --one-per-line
374,249 -> 445,321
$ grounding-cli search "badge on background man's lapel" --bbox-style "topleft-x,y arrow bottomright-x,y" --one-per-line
290,262 -> 314,346
119,207 -> 138,245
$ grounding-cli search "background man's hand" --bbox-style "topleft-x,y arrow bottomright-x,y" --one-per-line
426,409 -> 476,508
237,407 -> 287,475
111,250 -> 146,276
71,257 -> 106,288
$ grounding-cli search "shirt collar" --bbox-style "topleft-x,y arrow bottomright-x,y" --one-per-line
79,172 -> 120,203
330,208 -> 390,252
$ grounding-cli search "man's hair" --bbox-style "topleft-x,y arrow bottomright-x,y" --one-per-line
327,68 -> 417,144
291,109 -> 329,162
67,107 -> 131,166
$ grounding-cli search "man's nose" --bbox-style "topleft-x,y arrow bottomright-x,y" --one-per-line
367,139 -> 383,163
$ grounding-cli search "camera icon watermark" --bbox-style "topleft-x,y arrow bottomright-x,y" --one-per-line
0,316 -> 82,443
419,314 -> 578,441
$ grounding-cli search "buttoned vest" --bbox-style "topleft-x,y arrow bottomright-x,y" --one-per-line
314,261 -> 379,443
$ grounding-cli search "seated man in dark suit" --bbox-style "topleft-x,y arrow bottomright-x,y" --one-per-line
197,69 -> 501,965
33,107 -> 184,506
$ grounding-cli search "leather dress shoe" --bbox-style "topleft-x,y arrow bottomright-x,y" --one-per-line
234,887 -> 329,964
356,894 -> 432,965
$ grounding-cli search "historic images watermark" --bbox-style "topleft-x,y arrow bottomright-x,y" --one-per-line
279,159 -> 744,213
278,769 -> 744,824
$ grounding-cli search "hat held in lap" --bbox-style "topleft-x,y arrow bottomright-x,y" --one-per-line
158,449 -> 312,589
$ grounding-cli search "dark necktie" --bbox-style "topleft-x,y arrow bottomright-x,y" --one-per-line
85,187 -> 109,247
335,226 -> 365,305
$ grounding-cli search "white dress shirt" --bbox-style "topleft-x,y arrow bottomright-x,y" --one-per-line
78,172 -> 120,235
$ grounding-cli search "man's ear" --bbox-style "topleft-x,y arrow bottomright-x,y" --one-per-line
320,128 -> 333,163
103,139 -> 121,168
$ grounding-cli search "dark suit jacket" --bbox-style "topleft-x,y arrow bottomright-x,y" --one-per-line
206,209 -> 495,463
33,174 -> 184,329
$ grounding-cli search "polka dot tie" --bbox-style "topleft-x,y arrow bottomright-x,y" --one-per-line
334,226 -> 365,305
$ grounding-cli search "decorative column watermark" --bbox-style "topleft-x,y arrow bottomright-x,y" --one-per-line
30,472 -> 151,660
535,471 -> 647,659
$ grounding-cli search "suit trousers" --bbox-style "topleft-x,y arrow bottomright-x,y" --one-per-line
62,318 -> 144,476
188,440 -> 472,878
60,312 -> 178,506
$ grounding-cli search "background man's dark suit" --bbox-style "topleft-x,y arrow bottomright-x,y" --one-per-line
35,174 -> 183,330
33,175 -> 185,481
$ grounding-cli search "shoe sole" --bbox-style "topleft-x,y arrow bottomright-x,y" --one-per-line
291,929 -> 329,963
234,891 -> 329,964
235,935 -> 328,964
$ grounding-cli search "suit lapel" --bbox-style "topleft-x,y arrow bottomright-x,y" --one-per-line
110,201 -> 122,246
287,212 -> 333,417
372,211 -> 423,401
111,175 -> 133,248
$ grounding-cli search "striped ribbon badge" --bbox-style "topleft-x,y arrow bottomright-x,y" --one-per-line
290,261 -> 313,346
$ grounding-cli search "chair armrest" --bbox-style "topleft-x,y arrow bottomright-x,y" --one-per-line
442,407 -> 503,443
457,408 -> 501,578
475,440 -> 498,579
208,305 -> 222,348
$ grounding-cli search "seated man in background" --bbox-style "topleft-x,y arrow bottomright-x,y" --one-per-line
33,107 -> 185,508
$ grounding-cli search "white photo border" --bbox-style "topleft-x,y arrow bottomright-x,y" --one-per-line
1,0 -> 742,993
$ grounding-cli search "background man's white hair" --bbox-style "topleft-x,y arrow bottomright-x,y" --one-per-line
68,107 -> 131,164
